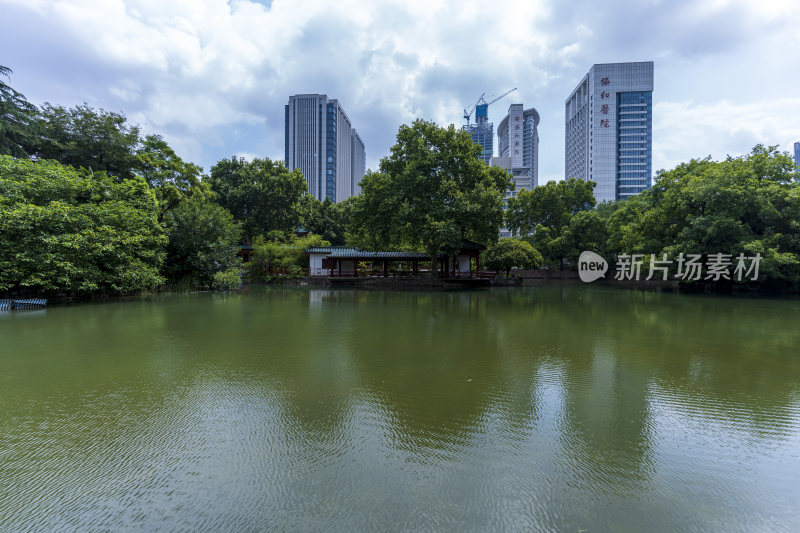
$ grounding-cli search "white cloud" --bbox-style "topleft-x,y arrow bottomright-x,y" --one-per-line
654,99 -> 800,172
1,0 -> 800,176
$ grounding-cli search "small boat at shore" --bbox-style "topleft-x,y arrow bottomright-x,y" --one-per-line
0,299 -> 48,310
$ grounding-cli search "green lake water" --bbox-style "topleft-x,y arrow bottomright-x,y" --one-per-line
1,286 -> 799,532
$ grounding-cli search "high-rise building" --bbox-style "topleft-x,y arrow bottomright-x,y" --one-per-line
351,130 -> 366,196
565,61 -> 654,203
497,104 -> 540,193
285,94 -> 365,202
463,103 -> 493,164
794,141 -> 800,170
491,104 -> 540,239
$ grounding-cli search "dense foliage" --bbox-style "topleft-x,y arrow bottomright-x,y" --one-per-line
600,146 -> 800,286
349,119 -> 512,272
246,233 -> 329,282
482,238 -> 544,277
506,178 -> 597,236
136,134 -> 210,218
0,156 -> 166,293
301,196 -> 352,245
31,103 -> 142,179
520,146 -> 800,288
0,66 -> 38,157
208,156 -> 307,240
162,196 -> 241,287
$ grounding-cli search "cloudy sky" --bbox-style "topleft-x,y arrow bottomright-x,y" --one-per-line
2,0 -> 799,181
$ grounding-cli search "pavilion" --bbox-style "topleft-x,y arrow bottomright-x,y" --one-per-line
306,241 -> 494,279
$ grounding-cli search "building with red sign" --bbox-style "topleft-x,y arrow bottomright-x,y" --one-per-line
565,62 -> 654,202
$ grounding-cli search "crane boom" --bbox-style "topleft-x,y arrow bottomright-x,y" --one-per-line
463,88 -> 517,125
486,87 -> 517,106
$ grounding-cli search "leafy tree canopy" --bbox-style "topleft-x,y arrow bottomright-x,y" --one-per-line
0,155 -> 165,294
506,178 -> 596,236
602,145 -> 800,284
136,134 -> 210,217
300,195 -> 353,246
30,102 -> 141,179
0,65 -> 38,158
349,119 -> 512,271
207,156 -> 307,240
482,238 -> 544,277
162,195 -> 242,287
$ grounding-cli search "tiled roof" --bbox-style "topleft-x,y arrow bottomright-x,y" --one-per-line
306,247 -> 360,254
327,250 -> 432,260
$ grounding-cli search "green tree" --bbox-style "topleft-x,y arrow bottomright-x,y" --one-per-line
135,134 -> 209,218
0,65 -> 38,157
207,156 -> 307,240
349,119 -> 512,274
161,196 -> 242,287
506,178 -> 596,236
558,209 -> 611,265
603,145 -> 800,286
0,156 -> 165,294
301,195 -> 352,245
30,103 -> 141,179
247,233 -> 329,281
481,238 -> 544,277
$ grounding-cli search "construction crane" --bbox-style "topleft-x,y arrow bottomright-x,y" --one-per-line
463,87 -> 517,125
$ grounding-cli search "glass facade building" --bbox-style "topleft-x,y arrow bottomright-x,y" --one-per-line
285,94 -> 365,203
565,62 -> 654,202
463,104 -> 494,164
794,141 -> 800,171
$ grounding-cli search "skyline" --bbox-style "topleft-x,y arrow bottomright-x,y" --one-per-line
2,0 -> 800,182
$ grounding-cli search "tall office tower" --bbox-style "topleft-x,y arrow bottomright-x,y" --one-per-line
794,141 -> 800,170
351,130 -> 366,196
497,104 -> 540,193
463,103 -> 494,164
565,61 -> 654,203
285,94 -> 366,202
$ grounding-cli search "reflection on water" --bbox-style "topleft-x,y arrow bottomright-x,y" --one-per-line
1,287 -> 799,531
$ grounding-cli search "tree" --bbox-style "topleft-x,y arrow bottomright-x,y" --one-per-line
301,195 -> 352,245
31,103 -> 141,178
506,178 -> 596,236
482,238 -> 544,277
0,65 -> 38,157
135,134 -> 209,218
247,233 -> 329,282
207,156 -> 307,240
0,156 -> 165,294
557,209 -> 611,265
349,119 -> 512,274
161,196 -> 242,287
602,145 -> 800,286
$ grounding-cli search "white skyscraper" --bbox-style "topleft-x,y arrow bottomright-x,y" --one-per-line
565,61 -> 654,203
496,104 -> 540,193
285,94 -> 366,202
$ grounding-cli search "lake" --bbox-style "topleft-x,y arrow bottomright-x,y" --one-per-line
1,286 -> 799,531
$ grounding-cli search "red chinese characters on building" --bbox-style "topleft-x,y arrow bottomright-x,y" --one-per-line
600,91 -> 610,99
601,104 -> 609,114
600,77 -> 610,86
600,119 -> 609,128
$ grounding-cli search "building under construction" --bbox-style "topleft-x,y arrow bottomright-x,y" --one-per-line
462,88 -> 516,165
